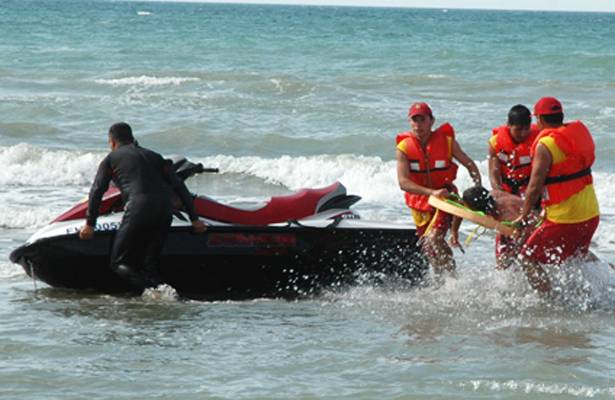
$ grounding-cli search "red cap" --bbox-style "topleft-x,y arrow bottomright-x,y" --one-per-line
408,102 -> 433,118
534,97 -> 563,116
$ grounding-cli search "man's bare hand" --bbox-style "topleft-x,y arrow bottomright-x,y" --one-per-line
192,219 -> 207,233
79,224 -> 95,240
431,188 -> 450,198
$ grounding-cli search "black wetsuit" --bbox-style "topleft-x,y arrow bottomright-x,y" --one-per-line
86,143 -> 198,290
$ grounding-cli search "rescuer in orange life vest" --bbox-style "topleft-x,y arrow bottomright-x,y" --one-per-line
512,97 -> 600,294
396,102 -> 481,275
488,104 -> 540,269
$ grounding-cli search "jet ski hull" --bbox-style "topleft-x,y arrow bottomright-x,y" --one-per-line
10,224 -> 426,299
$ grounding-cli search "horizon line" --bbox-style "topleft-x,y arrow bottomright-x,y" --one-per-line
133,0 -> 615,13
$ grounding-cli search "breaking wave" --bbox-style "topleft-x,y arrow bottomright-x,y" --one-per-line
94,75 -> 200,87
0,143 -> 100,186
458,380 -> 615,397
2,142 -> 615,225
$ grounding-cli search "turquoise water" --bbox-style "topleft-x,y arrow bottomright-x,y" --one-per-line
2,1 -> 615,398
2,2 -> 615,160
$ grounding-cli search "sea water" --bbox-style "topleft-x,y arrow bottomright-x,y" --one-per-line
1,1 -> 615,398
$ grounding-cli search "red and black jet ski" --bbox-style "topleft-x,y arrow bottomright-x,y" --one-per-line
10,157 -> 426,299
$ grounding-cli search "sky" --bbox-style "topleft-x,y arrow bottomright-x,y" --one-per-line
159,0 -> 615,12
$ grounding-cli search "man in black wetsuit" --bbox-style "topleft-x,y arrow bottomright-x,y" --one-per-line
79,122 -> 206,290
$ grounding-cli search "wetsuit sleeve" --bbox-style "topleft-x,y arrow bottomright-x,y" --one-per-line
163,162 -> 199,222
86,156 -> 113,226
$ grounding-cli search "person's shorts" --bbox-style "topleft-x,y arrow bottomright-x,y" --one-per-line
521,216 -> 599,265
412,208 -> 452,237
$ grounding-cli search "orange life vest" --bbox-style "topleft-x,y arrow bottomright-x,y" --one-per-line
531,121 -> 594,206
397,123 -> 458,211
491,124 -> 539,194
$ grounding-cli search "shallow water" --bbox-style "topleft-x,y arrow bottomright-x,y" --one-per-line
2,1 -> 615,398
3,262 -> 615,399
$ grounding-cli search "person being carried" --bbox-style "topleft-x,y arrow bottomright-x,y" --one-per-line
487,104 -> 540,268
396,102 -> 481,275
79,122 -> 207,291
512,97 -> 600,294
462,186 -> 528,224
460,185 -> 539,267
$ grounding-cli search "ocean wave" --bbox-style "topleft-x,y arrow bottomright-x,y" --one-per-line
2,143 -> 615,211
0,143 -> 100,186
425,74 -> 448,79
0,205 -> 64,229
199,153 -> 405,205
268,77 -> 314,95
459,380 -> 615,397
94,75 -> 200,87
2,144 -> 615,240
197,153 -> 491,205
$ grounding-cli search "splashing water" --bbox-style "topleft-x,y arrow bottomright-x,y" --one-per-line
141,284 -> 179,302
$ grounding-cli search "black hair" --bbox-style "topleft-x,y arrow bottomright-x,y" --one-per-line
507,104 -> 531,127
462,186 -> 496,215
541,112 -> 564,126
108,122 -> 134,144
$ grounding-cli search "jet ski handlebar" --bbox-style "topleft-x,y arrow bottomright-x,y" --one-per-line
167,155 -> 219,180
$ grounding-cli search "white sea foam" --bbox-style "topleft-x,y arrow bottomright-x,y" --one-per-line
137,11 -> 152,16
0,142 -> 611,215
426,74 -> 448,79
0,144 -> 99,228
324,254 -> 615,322
326,260 -> 542,316
0,260 -> 23,279
270,78 -> 283,92
0,205 -> 65,229
460,380 -> 615,397
94,75 -> 200,87
198,153 -> 488,210
200,153 -> 403,204
0,143 -> 100,186
142,284 -> 179,301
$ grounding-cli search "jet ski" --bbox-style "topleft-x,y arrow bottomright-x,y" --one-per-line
9,157 -> 427,299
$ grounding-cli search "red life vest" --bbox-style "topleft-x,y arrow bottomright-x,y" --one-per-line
491,124 -> 540,195
397,123 -> 459,211
531,121 -> 594,206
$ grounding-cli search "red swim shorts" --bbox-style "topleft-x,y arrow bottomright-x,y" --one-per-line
521,216 -> 599,265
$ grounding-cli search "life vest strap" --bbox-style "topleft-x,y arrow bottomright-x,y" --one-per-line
544,167 -> 592,185
499,160 -> 531,171
410,167 -> 452,174
501,176 -> 529,195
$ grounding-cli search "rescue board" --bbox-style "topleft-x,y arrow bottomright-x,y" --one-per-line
428,195 -> 515,236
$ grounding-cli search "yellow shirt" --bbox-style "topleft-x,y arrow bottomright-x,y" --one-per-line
539,136 -> 600,224
488,135 -> 498,150
396,138 -> 410,155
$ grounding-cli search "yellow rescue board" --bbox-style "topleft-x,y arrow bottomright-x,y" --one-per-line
428,195 -> 515,236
